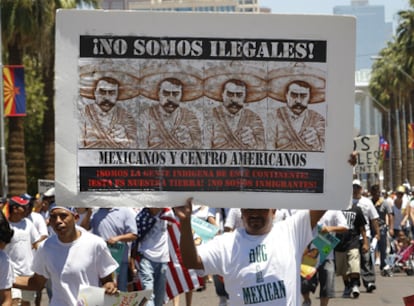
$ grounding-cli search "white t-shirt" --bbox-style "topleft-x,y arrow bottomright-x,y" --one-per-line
0,250 -> 14,290
192,204 -> 210,221
139,209 -> 175,263
28,212 -> 49,237
224,208 -> 243,230
198,210 -> 312,306
352,196 -> 379,238
315,210 -> 348,260
393,198 -> 409,230
5,218 -> 40,276
32,230 -> 118,306
274,209 -> 296,223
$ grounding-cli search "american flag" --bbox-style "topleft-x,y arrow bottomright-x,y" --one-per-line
164,216 -> 203,302
134,208 -> 203,302
136,208 -> 157,240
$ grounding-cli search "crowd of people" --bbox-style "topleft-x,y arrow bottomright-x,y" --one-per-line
1,174 -> 414,306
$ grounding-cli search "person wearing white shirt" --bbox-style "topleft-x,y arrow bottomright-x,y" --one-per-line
301,210 -> 348,306
13,206 -> 118,306
176,198 -> 325,306
0,210 -> 14,306
224,208 -> 242,232
393,185 -> 410,238
4,196 -> 42,306
351,180 -> 380,293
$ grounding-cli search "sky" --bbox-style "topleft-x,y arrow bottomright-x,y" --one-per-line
260,0 -> 409,24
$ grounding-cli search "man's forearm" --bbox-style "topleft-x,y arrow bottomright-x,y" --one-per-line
0,289 -> 12,306
388,214 -> 394,231
109,233 -> 137,244
180,220 -> 203,270
14,276 -> 44,292
372,219 -> 380,238
309,210 -> 326,229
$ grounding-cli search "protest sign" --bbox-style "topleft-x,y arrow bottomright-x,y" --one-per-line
301,230 -> 340,280
55,10 -> 355,209
77,286 -> 151,306
107,242 -> 125,274
191,216 -> 219,243
353,134 -> 380,174
38,179 -> 54,195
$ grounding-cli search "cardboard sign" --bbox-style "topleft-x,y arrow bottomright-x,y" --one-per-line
354,134 -> 380,174
301,231 -> 340,280
77,286 -> 151,306
37,179 -> 54,195
191,216 -> 219,243
55,10 -> 355,209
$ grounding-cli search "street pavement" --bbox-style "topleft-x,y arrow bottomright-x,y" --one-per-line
38,269 -> 413,305
165,269 -> 414,306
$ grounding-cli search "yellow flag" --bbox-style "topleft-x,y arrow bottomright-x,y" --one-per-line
408,123 -> 414,149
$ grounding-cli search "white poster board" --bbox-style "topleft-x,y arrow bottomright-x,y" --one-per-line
353,135 -> 380,174
55,10 -> 355,209
77,286 -> 151,306
37,179 -> 54,195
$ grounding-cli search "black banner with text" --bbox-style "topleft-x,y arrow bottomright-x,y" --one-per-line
79,166 -> 323,193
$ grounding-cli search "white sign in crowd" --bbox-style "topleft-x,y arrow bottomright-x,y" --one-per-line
55,10 -> 355,209
353,134 -> 380,175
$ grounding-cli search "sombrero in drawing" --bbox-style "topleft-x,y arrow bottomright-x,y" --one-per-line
204,63 -> 267,102
268,63 -> 326,103
79,61 -> 140,101
140,61 -> 203,102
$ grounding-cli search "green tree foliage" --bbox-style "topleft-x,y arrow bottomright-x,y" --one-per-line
1,0 -> 100,196
370,0 -> 414,188
24,56 -> 47,195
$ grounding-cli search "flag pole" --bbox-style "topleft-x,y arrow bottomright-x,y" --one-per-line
0,4 -> 8,197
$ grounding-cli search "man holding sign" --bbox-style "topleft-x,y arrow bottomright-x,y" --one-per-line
176,154 -> 356,306
176,199 -> 325,306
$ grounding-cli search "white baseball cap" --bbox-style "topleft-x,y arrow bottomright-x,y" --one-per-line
43,187 -> 55,197
352,179 -> 362,187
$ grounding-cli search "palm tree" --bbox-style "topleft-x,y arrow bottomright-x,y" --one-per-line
1,1 -> 47,195
370,48 -> 402,188
370,1 -> 414,189
394,4 -> 414,187
40,0 -> 100,181
1,1 -> 100,195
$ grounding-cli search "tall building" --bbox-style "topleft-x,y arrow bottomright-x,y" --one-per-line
339,1 -> 392,188
334,0 -> 392,141
334,0 -> 392,70
101,0 -> 261,13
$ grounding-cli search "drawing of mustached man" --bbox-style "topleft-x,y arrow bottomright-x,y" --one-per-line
81,76 -> 138,149
208,78 -> 265,150
138,77 -> 202,149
